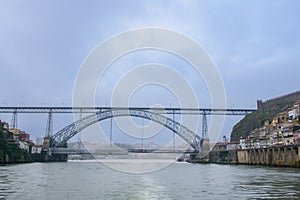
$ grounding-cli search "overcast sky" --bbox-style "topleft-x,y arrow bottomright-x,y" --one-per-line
0,0 -> 299,143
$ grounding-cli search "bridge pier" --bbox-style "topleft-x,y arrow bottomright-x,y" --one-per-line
10,109 -> 18,129
40,137 -> 68,162
201,138 -> 210,154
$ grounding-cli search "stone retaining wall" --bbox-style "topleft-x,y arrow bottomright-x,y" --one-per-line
209,145 -> 300,167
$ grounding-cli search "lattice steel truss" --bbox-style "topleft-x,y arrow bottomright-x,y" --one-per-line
0,106 -> 256,115
0,106 -> 256,151
50,108 -> 202,150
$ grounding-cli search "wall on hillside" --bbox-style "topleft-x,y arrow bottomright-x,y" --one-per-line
231,91 -> 300,142
257,91 -> 300,111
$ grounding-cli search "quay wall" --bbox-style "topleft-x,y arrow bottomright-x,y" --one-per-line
208,145 -> 300,167
257,91 -> 300,111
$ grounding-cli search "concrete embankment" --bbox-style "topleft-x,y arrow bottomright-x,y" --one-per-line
208,145 -> 300,167
0,152 -> 68,164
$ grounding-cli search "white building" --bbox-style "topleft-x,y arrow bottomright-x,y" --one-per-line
288,102 -> 300,121
31,145 -> 42,154
18,140 -> 30,152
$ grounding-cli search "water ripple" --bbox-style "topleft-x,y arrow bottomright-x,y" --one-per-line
1,162 -> 300,199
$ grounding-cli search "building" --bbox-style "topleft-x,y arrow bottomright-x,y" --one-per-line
212,141 -> 239,151
31,144 -> 43,154
288,101 -> 300,123
0,120 -> 14,140
18,140 -> 31,152
219,106 -> 299,151
0,120 -> 9,130
8,128 -> 33,152
281,124 -> 295,145
212,142 -> 228,151
9,128 -> 33,143
271,111 -> 289,125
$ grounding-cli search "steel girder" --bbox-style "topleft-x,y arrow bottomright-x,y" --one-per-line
50,108 -> 202,150
0,106 -> 256,115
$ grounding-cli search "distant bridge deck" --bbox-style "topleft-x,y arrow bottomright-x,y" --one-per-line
50,148 -> 198,155
0,106 -> 256,115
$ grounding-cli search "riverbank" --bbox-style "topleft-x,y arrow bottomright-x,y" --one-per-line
190,145 -> 300,167
0,137 -> 33,164
0,120 -> 68,164
0,149 -> 33,164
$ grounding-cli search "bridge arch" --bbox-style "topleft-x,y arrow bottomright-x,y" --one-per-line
50,108 -> 202,150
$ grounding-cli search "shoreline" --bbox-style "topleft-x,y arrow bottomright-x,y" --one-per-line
186,145 -> 300,168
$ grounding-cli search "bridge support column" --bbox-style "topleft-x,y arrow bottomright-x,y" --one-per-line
42,138 -> 68,162
198,113 -> 210,158
202,113 -> 208,139
172,110 -> 175,153
45,109 -> 53,138
110,117 -> 113,153
10,109 -> 18,129
41,137 -> 51,161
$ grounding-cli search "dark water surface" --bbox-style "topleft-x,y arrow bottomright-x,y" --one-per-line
1,160 -> 300,200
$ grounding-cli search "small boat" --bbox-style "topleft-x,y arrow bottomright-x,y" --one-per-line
176,156 -> 184,162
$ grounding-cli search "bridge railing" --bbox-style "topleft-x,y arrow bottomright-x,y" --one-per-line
0,106 -> 256,115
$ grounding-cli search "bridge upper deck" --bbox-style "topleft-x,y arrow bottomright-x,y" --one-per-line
0,106 -> 256,115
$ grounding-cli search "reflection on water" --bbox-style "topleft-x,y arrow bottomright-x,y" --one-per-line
1,161 -> 300,200
0,169 -> 11,200
233,167 -> 300,199
98,159 -> 175,173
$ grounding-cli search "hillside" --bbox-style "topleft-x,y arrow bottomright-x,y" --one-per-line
230,91 -> 300,141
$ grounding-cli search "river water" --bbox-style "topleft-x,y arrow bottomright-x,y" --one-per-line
1,160 -> 300,200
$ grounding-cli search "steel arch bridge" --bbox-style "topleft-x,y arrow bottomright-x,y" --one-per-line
50,108 -> 202,150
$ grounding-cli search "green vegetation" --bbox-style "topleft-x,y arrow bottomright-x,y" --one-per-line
231,110 -> 276,141
0,132 -> 8,162
0,129 -> 32,164
230,100 -> 296,141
